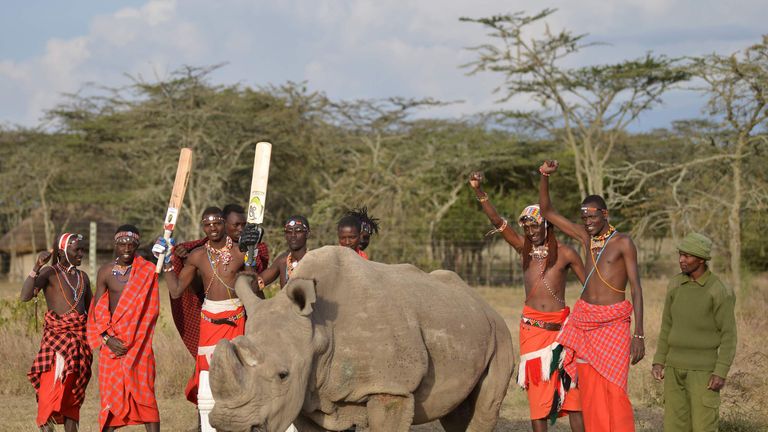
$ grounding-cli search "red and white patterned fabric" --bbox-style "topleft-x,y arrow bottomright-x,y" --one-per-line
556,299 -> 632,391
28,311 -> 92,425
87,255 -> 160,430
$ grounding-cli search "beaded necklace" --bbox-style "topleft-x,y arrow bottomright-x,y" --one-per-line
590,224 -> 616,252
112,259 -> 132,285
54,263 -> 84,312
285,253 -> 300,280
205,248 -> 236,300
524,247 -> 565,306
205,236 -> 233,270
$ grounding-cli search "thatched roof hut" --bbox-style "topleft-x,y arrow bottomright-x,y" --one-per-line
0,207 -> 120,281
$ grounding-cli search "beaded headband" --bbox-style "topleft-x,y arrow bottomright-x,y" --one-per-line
114,231 -> 140,244
285,219 -> 308,230
58,233 -> 83,250
580,206 -> 607,214
201,215 -> 224,223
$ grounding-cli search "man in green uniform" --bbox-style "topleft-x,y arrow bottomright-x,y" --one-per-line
652,232 -> 737,432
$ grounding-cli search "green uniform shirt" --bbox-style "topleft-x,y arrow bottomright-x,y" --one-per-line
653,269 -> 737,378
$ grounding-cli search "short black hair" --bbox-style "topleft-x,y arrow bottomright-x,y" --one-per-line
201,206 -> 223,219
285,215 -> 310,230
115,224 -> 140,235
337,214 -> 361,232
581,195 -> 607,210
222,204 -> 245,218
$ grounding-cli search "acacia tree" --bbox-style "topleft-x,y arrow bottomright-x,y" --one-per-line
460,9 -> 689,201
688,36 -> 768,292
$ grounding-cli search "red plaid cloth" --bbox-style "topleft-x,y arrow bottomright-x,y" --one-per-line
87,255 -> 160,430
28,311 -> 92,408
170,239 -> 269,357
556,299 -> 632,391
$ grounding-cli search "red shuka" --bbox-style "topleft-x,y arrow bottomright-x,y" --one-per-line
28,311 -> 92,426
87,255 -> 160,430
170,239 -> 269,357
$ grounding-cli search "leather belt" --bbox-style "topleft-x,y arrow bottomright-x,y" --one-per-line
201,310 -> 245,327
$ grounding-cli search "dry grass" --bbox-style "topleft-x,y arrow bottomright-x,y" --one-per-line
1,275 -> 765,431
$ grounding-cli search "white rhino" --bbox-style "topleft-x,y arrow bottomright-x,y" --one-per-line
209,246 -> 514,432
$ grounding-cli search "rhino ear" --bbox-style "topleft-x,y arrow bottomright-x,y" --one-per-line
285,278 -> 316,316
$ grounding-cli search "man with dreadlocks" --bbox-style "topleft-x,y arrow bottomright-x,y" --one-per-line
337,214 -> 368,260
469,172 -> 585,432
256,215 -> 311,289
539,160 -> 645,432
88,225 -> 160,431
345,206 -> 380,253
158,206 -> 260,432
21,233 -> 93,432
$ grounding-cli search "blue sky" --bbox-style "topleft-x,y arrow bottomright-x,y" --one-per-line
0,0 -> 764,130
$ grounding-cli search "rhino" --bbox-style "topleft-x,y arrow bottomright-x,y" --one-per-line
209,246 -> 514,432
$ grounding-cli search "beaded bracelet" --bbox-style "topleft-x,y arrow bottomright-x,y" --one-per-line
539,167 -> 551,177
632,334 -> 645,339
476,193 -> 489,203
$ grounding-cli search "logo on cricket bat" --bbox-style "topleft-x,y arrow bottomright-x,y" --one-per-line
248,194 -> 265,223
164,208 -> 179,231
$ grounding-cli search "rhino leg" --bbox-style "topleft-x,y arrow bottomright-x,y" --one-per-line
441,322 -> 514,432
365,394 -> 414,432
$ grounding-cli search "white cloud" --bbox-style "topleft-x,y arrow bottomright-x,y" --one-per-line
0,0 -> 765,127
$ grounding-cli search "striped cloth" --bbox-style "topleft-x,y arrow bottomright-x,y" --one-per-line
87,255 -> 160,430
28,311 -> 92,409
170,239 -> 269,357
556,299 -> 632,391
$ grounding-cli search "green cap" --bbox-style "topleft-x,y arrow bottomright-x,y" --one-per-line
678,232 -> 712,260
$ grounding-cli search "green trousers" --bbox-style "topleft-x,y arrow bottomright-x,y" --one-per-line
663,366 -> 720,432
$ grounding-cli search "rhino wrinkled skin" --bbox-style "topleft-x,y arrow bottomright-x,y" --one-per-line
209,246 -> 514,432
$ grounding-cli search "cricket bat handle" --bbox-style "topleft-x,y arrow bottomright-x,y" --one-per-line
246,244 -> 257,268
155,229 -> 173,273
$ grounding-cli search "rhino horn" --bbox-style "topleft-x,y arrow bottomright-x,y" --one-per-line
285,278 -> 317,316
235,273 -> 262,316
210,339 -> 244,400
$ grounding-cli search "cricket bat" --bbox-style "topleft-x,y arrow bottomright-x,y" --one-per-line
155,148 -> 194,273
244,142 -> 272,267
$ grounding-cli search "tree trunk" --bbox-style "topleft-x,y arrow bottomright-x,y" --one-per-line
728,136 -> 745,293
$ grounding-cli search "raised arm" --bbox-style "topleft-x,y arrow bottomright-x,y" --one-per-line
20,250 -> 52,302
623,237 -> 645,365
164,257 -> 198,299
258,252 -> 284,287
538,160 -> 588,244
469,171 -> 524,251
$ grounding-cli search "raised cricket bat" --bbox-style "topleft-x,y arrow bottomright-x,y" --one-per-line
244,142 -> 272,267
156,148 -> 194,273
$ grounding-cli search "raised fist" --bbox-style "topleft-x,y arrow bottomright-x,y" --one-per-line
539,160 -> 559,175
239,223 -> 264,251
469,171 -> 484,190
35,250 -> 53,270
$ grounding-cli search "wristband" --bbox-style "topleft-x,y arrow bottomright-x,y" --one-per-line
539,167 -> 551,177
28,270 -> 40,279
476,193 -> 489,203
102,334 -> 111,344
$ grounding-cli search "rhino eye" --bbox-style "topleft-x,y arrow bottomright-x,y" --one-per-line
278,370 -> 289,381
